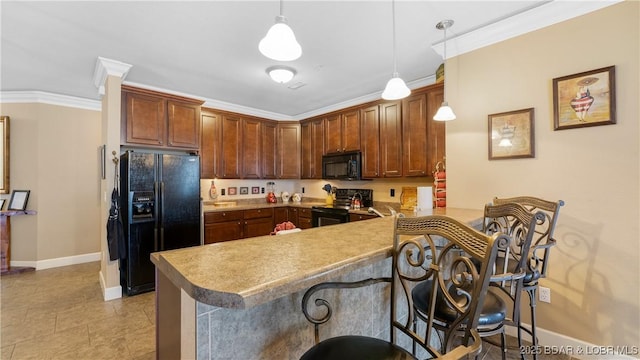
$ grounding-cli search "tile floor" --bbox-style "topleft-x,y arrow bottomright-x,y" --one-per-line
1,262 -> 155,360
1,262 -> 573,360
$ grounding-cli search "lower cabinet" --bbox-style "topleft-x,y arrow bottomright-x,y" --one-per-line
204,208 -> 274,244
243,208 -> 274,238
297,208 -> 313,229
204,211 -> 243,244
349,213 -> 378,222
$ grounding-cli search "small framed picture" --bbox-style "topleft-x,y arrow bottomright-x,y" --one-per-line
488,108 -> 535,160
228,187 -> 237,196
8,190 -> 30,211
239,187 -> 249,195
553,65 -> 616,130
251,186 -> 260,194
0,198 -> 5,210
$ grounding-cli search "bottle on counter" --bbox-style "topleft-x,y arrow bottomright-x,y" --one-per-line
209,181 -> 218,200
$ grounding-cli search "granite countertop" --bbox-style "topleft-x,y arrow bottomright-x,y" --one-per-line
151,207 -> 483,309
202,199 -> 384,216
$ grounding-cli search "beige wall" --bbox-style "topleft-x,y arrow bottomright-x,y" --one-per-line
0,102 -> 102,262
445,1 -> 639,348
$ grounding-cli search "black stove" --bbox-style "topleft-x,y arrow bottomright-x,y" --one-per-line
311,189 -> 373,227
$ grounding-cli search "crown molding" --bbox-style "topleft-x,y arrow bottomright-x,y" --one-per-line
93,57 -> 132,96
432,0 -> 623,59
0,91 -> 101,111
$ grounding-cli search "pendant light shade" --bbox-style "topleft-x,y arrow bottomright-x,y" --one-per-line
259,1 -> 302,62
433,19 -> 456,121
433,101 -> 456,121
381,0 -> 410,101
382,73 -> 411,100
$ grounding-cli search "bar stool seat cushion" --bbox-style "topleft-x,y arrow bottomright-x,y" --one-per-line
412,281 -> 506,326
300,335 -> 416,360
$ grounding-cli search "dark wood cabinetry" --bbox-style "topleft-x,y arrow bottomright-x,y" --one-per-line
204,208 -> 274,244
262,121 -> 278,179
324,109 -> 360,154
274,207 -> 289,225
204,211 -> 243,244
349,213 -> 378,222
277,122 -> 301,179
301,118 -> 324,179
200,83 -> 444,180
242,118 -> 262,179
201,110 -> 222,179
220,114 -> 243,179
402,94 -> 428,177
379,101 -> 403,177
297,207 -> 313,229
360,105 -> 380,178
243,208 -> 274,238
121,86 -> 202,150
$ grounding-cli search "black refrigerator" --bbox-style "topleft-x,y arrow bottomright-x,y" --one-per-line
120,151 -> 201,295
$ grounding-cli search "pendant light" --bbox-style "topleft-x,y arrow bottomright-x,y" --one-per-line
433,19 -> 456,121
381,0 -> 411,100
258,0 -> 302,61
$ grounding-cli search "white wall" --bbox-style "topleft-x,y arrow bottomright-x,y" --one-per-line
445,1 -> 639,348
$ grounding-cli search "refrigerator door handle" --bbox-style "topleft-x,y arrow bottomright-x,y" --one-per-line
159,181 -> 165,250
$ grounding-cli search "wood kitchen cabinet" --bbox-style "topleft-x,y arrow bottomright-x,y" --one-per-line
277,122 -> 301,179
301,117 -> 324,179
379,101 -> 403,177
360,104 -> 380,178
201,109 -> 222,179
204,211 -> 243,244
349,213 -> 378,222
296,207 -> 313,229
220,114 -> 243,178
242,117 -> 262,179
204,208 -> 274,244
402,93 -> 429,177
273,207 -> 289,225
121,85 -> 202,150
262,120 -> 278,179
243,208 -> 274,238
324,109 -> 360,154
425,85 -> 446,175
402,84 -> 446,177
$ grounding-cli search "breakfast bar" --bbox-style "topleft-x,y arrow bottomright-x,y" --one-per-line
151,208 -> 483,359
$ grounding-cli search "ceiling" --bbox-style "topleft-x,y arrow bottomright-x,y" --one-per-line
0,1 -> 611,120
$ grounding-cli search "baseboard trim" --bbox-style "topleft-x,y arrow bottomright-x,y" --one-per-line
99,270 -> 122,301
505,323 -> 637,359
11,252 -> 101,270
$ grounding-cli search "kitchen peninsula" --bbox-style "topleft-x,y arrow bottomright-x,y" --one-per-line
151,208 -> 483,359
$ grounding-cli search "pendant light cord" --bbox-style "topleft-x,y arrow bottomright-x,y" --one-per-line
391,0 -> 398,75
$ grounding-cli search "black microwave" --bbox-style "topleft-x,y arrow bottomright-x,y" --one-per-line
322,152 -> 362,180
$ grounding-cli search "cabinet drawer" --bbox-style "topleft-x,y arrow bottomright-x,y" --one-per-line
350,213 -> 377,222
298,208 -> 312,218
204,211 -> 243,224
244,208 -> 274,219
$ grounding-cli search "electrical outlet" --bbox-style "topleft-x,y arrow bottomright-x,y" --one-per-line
539,286 -> 551,303
390,189 -> 395,197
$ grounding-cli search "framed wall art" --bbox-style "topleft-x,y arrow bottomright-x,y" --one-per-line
488,108 -> 535,160
8,190 -> 30,211
251,186 -> 260,194
239,187 -> 249,195
227,187 -> 237,196
553,65 -> 616,130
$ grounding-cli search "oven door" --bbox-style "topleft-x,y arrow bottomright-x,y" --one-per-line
311,207 -> 350,227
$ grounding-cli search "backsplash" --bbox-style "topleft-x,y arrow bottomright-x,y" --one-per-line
200,178 -> 434,204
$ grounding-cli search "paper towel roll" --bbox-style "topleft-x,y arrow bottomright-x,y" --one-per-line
416,186 -> 433,211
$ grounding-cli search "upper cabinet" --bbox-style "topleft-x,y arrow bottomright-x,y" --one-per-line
200,109 -> 222,179
379,101 -> 403,178
324,109 -> 360,154
121,85 -> 202,150
301,117 -> 324,179
277,122 -> 301,179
